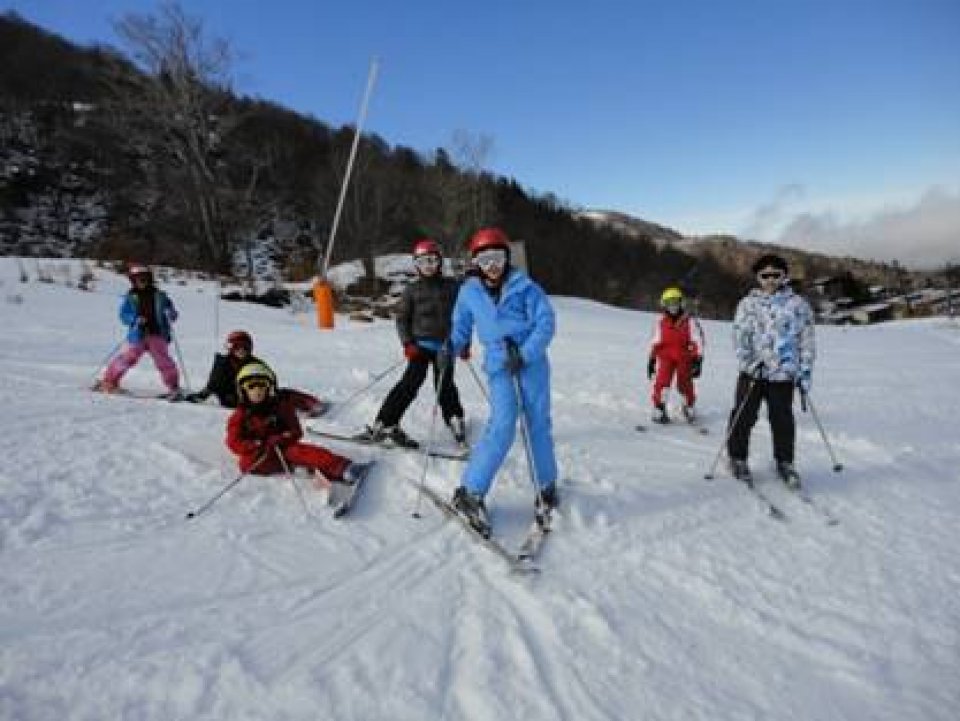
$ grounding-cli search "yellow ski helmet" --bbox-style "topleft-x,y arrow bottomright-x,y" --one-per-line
660,287 -> 684,307
236,361 -> 277,402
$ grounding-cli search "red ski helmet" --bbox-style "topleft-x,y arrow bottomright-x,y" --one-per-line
412,238 -> 441,257
127,263 -> 153,282
468,227 -> 510,256
226,330 -> 253,353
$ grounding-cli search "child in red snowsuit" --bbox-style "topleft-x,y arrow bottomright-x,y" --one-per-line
647,287 -> 704,423
225,361 -> 358,484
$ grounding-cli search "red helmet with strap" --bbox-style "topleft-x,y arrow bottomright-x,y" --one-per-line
468,227 -> 510,256
226,330 -> 253,352
127,263 -> 152,279
413,238 -> 441,257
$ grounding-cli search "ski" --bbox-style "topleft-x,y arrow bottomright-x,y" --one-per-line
708,473 -> 787,521
330,461 -> 375,518
306,427 -> 469,462
635,421 -> 708,435
417,484 -> 540,574
782,488 -> 839,526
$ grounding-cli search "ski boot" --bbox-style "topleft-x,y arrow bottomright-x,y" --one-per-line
385,425 -> 419,449
452,486 -> 491,537
535,484 -> 560,526
356,421 -> 387,443
339,461 -> 371,486
160,388 -> 185,402
91,378 -> 119,394
652,402 -> 670,424
681,403 -> 696,423
729,457 -> 754,487
448,415 -> 468,446
776,461 -> 802,490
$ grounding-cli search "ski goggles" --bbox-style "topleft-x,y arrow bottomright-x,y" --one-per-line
757,270 -> 785,282
473,248 -> 507,272
413,253 -> 441,271
241,379 -> 270,391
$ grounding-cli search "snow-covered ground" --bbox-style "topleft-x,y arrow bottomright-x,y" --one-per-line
1,258 -> 958,721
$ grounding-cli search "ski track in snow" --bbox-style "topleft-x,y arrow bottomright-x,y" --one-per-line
1,261 -> 959,720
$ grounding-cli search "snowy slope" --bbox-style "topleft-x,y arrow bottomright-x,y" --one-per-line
0,259 -> 958,721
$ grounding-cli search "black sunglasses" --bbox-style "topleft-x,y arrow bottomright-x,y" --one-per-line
758,271 -> 784,280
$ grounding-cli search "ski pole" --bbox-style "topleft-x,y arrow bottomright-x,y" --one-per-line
274,446 -> 314,517
412,356 -> 450,519
185,452 -> 269,519
90,337 -> 125,387
465,358 -> 490,404
169,325 -> 192,392
703,376 -> 758,480
801,391 -> 844,472
327,359 -> 404,420
506,341 -> 544,508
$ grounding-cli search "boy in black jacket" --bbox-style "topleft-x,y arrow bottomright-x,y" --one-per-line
186,330 -> 325,416
359,238 -> 467,448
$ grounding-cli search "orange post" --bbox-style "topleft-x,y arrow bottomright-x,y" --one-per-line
313,278 -> 335,329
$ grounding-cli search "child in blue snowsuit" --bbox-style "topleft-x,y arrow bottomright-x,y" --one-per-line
447,227 -> 559,534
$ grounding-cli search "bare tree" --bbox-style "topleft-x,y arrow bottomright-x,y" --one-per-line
106,2 -> 261,272
428,130 -> 496,252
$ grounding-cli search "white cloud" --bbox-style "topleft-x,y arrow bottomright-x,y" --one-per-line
774,187 -> 960,269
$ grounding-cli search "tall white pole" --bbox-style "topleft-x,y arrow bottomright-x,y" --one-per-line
321,57 -> 380,279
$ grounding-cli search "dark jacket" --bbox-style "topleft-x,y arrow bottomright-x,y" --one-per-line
197,353 -> 266,407
396,275 -> 460,345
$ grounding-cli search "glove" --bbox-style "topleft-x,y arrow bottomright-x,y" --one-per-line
690,356 -> 703,379
505,342 -> 525,374
459,344 -> 471,361
796,369 -> 812,394
262,434 -> 289,451
647,357 -> 656,380
136,316 -> 147,327
746,360 -> 766,380
403,342 -> 422,361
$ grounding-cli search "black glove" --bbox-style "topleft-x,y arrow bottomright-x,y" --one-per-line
691,356 -> 703,379
647,357 -> 656,380
505,341 -> 525,374
747,360 -> 766,380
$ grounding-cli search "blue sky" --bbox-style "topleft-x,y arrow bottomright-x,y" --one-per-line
7,0 -> 960,265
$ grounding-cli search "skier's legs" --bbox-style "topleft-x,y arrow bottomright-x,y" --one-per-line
766,381 -> 796,463
103,341 -> 148,385
283,442 -> 351,479
461,371 -> 518,496
433,356 -> 465,424
675,358 -> 696,407
651,356 -> 676,406
376,357 -> 430,427
520,361 -> 558,488
726,373 -> 763,460
144,336 -> 179,390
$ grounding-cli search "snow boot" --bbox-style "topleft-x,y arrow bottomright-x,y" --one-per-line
652,402 -> 670,424
91,378 -> 119,394
776,461 -> 802,490
452,486 -> 491,537
681,403 -> 696,423
729,457 -> 754,487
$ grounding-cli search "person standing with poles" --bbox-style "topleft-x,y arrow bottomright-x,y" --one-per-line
647,286 -> 704,424
357,238 -> 467,449
93,263 -> 182,398
446,227 -> 559,536
726,254 -> 815,488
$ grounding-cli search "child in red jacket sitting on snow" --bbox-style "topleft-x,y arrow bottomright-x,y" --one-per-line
647,286 -> 704,424
225,361 -> 361,486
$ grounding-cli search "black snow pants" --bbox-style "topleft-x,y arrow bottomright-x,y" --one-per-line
726,373 -> 796,464
376,351 -> 464,428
